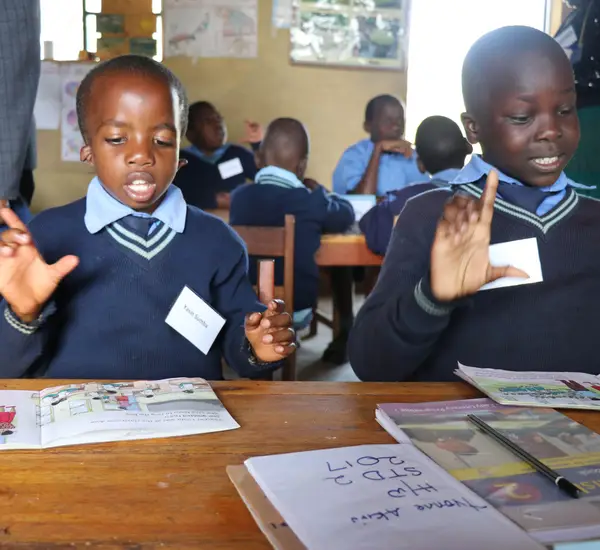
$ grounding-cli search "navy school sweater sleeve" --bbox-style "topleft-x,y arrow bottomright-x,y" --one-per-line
0,200 -> 277,380
230,182 -> 354,312
174,145 -> 257,210
360,182 -> 440,255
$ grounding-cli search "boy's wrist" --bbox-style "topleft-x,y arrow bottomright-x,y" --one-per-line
10,304 -> 42,324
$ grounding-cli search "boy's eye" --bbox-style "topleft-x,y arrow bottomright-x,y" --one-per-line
155,137 -> 174,147
507,115 -> 531,124
558,106 -> 574,116
106,137 -> 125,145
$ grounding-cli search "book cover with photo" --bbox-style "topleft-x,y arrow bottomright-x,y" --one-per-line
376,398 -> 600,544
0,377 -> 238,449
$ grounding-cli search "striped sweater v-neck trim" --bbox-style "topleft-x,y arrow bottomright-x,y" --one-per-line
106,220 -> 177,260
460,183 -> 579,234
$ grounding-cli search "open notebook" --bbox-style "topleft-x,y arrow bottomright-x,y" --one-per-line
0,377 -> 238,449
229,444 -> 543,550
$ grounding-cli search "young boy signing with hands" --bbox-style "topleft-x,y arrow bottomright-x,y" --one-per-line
0,55 -> 295,380
349,26 -> 600,381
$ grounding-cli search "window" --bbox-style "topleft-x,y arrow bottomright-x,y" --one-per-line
404,0 -> 552,143
40,0 -> 163,61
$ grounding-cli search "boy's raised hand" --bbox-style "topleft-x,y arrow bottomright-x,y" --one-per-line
0,208 -> 79,322
245,300 -> 296,363
378,139 -> 413,158
242,120 -> 264,144
430,170 -> 528,302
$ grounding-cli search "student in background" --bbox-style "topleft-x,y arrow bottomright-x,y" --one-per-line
230,118 -> 354,329
0,55 -> 295,380
360,116 -> 472,255
173,101 -> 260,210
350,26 -> 600,381
332,94 -> 424,196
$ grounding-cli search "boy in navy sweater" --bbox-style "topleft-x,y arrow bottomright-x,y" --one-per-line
360,116 -> 472,255
349,26 -> 600,381
230,118 -> 354,327
0,55 -> 295,380
173,101 -> 259,210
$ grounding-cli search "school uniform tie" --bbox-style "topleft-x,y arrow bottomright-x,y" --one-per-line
474,180 -> 562,215
119,215 -> 158,238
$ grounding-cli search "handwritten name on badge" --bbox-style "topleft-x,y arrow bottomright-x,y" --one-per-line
218,157 -> 244,180
165,286 -> 225,354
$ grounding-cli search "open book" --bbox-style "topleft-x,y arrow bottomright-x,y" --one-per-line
376,398 -> 600,545
0,377 -> 238,449
456,363 -> 600,410
229,444 -> 543,550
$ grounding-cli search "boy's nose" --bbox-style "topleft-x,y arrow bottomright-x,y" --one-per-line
536,115 -> 562,141
127,143 -> 154,166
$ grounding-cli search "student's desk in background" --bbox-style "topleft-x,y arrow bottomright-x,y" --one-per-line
1,379 -> 599,548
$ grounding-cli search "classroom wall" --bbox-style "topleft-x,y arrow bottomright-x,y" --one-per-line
31,0 -> 405,212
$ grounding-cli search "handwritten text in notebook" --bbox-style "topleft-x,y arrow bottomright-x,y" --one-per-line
245,444 -> 542,550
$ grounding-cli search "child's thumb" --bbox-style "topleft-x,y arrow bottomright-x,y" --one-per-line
49,255 -> 79,282
487,264 -> 529,283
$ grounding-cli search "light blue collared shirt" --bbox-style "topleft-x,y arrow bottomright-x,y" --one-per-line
450,155 -> 593,216
84,177 -> 187,234
430,167 -> 461,184
184,144 -> 230,165
255,166 -> 306,189
333,138 -> 425,196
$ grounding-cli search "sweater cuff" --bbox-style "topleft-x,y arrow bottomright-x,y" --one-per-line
3,302 -> 55,335
243,338 -> 285,371
401,277 -> 462,334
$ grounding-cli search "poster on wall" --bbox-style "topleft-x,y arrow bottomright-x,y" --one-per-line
60,64 -> 94,162
290,0 -> 408,70
164,0 -> 258,59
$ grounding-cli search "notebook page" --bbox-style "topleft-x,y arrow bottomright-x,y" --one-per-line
245,444 -> 543,550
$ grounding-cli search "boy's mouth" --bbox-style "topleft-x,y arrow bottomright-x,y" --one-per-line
529,155 -> 563,172
124,172 -> 156,203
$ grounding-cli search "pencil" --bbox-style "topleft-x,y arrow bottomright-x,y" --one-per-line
466,414 -> 580,499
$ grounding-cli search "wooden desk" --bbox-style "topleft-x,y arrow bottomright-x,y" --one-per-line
1,380 -> 598,548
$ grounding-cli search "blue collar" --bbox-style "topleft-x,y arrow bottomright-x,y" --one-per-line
430,167 -> 461,184
184,144 -> 230,164
451,154 -> 593,192
84,177 -> 187,234
255,166 -> 306,189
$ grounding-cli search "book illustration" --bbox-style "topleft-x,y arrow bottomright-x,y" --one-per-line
38,379 -> 223,426
377,399 -> 600,544
0,406 -> 16,443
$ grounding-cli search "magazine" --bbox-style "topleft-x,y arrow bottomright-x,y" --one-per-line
0,377 -> 238,449
456,363 -> 600,410
376,398 -> 600,544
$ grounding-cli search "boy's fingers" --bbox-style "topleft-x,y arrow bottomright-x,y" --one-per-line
260,312 -> 292,329
245,312 -> 263,328
0,229 -> 30,245
275,342 -> 297,356
265,299 -> 285,316
487,264 -> 529,283
262,328 -> 295,344
480,170 -> 499,226
0,244 -> 16,257
49,255 -> 79,281
0,208 -> 27,232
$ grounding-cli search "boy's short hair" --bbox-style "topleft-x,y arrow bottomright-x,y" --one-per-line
187,100 -> 217,128
365,94 -> 401,123
415,116 -> 469,174
462,26 -> 567,118
76,54 -> 188,143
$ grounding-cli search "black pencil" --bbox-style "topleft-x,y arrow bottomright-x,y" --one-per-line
466,414 -> 581,499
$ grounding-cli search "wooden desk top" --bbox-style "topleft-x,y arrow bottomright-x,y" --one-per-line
3,380 -> 597,548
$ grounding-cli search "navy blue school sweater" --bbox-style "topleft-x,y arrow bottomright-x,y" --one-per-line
0,200 -> 275,380
349,182 -> 600,381
173,145 -> 257,209
229,176 -> 354,312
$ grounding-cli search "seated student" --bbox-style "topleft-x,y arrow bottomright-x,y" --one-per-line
173,101 -> 259,210
230,118 -> 354,329
0,55 -> 295,380
360,116 -> 472,255
349,26 -> 600,381
332,94 -> 424,196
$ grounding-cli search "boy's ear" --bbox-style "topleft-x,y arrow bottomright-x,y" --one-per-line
363,120 -> 371,135
416,157 -> 427,174
464,139 -> 474,155
80,144 -> 93,165
177,158 -> 188,171
297,157 -> 308,179
461,112 -> 480,144
255,149 -> 265,170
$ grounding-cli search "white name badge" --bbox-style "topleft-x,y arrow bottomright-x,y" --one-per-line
218,157 -> 244,180
479,237 -> 543,291
165,286 -> 226,354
